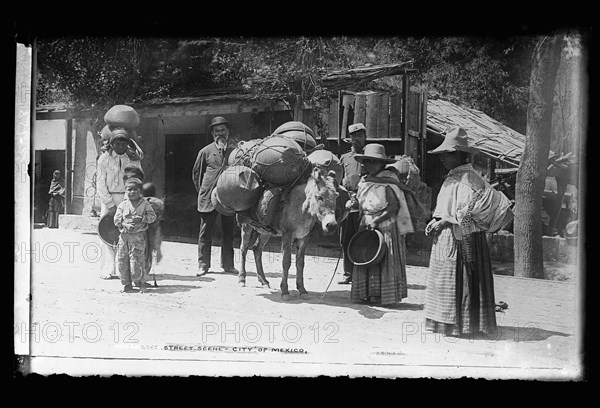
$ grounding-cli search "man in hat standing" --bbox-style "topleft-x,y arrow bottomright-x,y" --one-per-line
424,127 -> 513,337
338,123 -> 367,284
97,128 -> 143,279
192,116 -> 238,276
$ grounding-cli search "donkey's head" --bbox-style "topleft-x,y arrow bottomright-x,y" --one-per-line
303,167 -> 339,235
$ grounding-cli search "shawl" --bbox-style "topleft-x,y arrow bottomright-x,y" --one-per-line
357,169 -> 414,235
49,179 -> 65,196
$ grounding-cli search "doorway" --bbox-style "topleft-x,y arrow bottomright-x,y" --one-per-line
163,133 -> 207,238
34,150 -> 66,224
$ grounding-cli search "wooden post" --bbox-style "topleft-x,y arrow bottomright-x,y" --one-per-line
340,93 -> 355,142
354,92 -> 367,126
328,97 -> 339,142
294,94 -> 303,122
420,91 -> 428,172
366,91 -> 379,138
402,73 -> 409,147
405,90 -> 421,162
390,93 -> 403,140
377,93 -> 390,138
65,118 -> 73,214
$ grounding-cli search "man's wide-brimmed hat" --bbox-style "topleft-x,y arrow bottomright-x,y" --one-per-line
354,143 -> 397,164
427,127 -> 480,155
208,116 -> 230,131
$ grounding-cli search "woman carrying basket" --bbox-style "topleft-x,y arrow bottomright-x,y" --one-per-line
347,144 -> 414,306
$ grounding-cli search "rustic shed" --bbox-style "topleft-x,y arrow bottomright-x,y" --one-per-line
423,98 -> 529,208
426,98 -> 526,168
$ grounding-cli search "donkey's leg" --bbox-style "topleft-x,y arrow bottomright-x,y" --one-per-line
254,233 -> 271,289
238,224 -> 256,287
280,233 -> 293,300
296,237 -> 309,299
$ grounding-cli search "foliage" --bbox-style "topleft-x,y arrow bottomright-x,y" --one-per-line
36,36 -> 539,133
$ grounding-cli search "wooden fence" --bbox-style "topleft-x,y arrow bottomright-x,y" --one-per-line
319,87 -> 427,170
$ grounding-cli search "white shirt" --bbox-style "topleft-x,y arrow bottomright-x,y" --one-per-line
97,150 -> 142,207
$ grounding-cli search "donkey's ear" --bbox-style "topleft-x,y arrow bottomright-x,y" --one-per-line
327,170 -> 339,188
312,166 -> 322,181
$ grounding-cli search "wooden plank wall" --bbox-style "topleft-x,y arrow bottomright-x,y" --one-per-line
326,88 -> 411,149
327,98 -> 339,139
340,94 -> 355,141
405,90 -> 421,162
365,91 -> 378,138
389,93 -> 402,139
354,92 -> 367,125
377,93 -> 389,138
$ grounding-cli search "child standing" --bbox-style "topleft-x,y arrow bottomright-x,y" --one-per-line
114,178 -> 157,293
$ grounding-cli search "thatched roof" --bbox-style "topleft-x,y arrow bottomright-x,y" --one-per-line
426,98 -> 526,167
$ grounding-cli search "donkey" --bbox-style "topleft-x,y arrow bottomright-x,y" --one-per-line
237,167 -> 339,300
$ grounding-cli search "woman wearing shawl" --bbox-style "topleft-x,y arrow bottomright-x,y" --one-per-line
348,144 -> 414,305
46,170 -> 65,228
424,127 -> 513,337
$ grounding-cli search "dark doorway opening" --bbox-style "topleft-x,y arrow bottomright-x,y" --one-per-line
34,150 -> 65,224
163,133 -> 207,238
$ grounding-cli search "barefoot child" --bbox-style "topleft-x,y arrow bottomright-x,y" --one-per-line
114,178 -> 157,293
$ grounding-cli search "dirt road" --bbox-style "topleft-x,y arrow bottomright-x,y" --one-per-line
16,228 -> 583,379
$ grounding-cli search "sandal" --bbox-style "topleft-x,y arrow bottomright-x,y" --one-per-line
101,275 -> 119,280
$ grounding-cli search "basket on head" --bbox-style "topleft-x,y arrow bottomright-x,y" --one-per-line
104,105 -> 140,129
347,229 -> 387,267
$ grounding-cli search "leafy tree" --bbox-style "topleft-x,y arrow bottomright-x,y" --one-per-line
36,35 -> 540,135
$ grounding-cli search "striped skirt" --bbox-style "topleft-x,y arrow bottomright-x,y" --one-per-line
351,219 -> 408,305
424,227 -> 497,336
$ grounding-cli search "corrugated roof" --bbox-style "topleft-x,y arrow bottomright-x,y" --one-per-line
427,98 -> 527,167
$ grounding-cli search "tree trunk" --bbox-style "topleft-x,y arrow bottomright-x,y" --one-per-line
514,36 -> 564,278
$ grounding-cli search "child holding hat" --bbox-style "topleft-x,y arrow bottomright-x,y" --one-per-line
114,177 -> 157,293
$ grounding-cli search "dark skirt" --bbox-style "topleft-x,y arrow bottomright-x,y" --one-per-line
424,227 -> 497,336
351,220 -> 408,305
46,196 -> 63,228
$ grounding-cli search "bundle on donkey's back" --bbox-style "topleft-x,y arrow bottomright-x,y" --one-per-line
212,125 -> 340,300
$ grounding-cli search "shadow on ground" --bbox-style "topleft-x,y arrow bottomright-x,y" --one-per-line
142,284 -> 200,295
255,285 -> 424,320
154,273 -> 215,283
491,324 -> 571,342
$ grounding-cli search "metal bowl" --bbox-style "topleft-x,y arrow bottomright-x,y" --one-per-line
347,229 -> 387,267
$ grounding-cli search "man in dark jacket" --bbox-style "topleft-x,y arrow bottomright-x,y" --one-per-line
338,123 -> 367,284
192,116 -> 238,276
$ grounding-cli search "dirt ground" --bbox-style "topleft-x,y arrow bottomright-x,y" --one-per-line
16,227 -> 584,379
